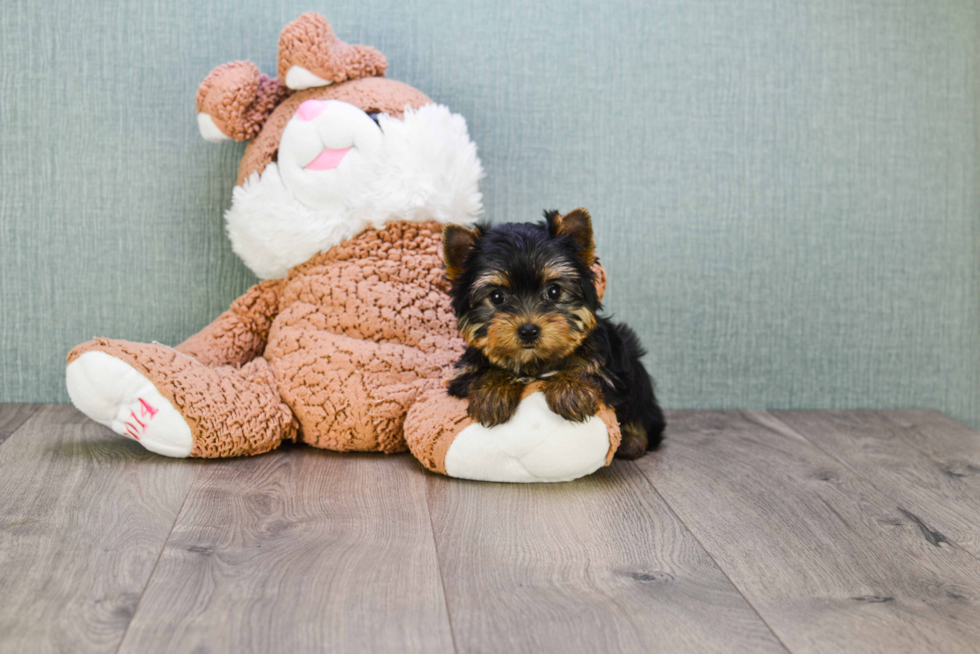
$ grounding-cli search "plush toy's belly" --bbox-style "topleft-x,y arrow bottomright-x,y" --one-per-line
260,221 -> 465,452
264,325 -> 452,452
276,220 -> 460,352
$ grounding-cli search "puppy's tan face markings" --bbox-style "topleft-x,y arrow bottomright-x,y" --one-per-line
471,271 -> 511,297
477,310 -> 590,372
460,268 -> 596,372
569,304 -> 597,333
540,261 -> 577,284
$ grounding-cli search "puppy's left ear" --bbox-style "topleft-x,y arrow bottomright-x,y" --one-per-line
546,208 -> 595,265
442,224 -> 480,282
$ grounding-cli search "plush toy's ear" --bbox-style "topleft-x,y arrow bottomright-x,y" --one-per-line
278,12 -> 388,90
545,208 -> 595,265
442,224 -> 481,283
196,61 -> 291,142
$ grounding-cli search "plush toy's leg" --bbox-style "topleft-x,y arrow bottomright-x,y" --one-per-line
267,330 -> 450,454
66,338 -> 296,458
404,384 -> 622,483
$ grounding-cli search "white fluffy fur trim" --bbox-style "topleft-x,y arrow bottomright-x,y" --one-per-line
225,103 -> 484,280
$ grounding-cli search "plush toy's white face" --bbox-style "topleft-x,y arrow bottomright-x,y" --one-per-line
224,102 -> 484,280
278,100 -> 384,211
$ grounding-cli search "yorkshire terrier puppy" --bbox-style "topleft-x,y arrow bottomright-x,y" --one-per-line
442,208 -> 666,459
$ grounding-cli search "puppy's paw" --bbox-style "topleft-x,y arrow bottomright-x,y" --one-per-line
467,387 -> 522,427
467,371 -> 524,427
543,374 -> 601,423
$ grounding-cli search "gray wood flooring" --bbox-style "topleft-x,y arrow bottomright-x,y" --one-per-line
1,405 -> 978,653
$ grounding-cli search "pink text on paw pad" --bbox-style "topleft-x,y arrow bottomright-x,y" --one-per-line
123,398 -> 158,440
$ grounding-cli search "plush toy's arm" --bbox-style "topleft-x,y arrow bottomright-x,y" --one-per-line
405,383 -> 621,483
175,279 -> 284,367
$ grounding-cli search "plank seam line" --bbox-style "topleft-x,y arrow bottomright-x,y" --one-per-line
112,469 -> 196,654
422,474 -> 461,654
762,411 -> 980,565
629,460 -> 794,654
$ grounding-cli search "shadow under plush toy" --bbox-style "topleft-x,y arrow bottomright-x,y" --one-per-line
65,12 -> 623,482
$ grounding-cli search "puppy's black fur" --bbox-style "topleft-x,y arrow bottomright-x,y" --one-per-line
442,209 -> 665,459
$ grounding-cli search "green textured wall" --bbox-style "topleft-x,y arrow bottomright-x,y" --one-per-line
2,0 -> 978,427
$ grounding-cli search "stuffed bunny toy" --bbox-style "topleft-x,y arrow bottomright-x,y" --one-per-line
66,13 -> 621,482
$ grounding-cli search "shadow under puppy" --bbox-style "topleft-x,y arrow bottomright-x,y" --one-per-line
442,208 -> 666,459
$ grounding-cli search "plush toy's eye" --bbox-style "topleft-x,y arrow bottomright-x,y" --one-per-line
546,284 -> 562,301
489,290 -> 507,306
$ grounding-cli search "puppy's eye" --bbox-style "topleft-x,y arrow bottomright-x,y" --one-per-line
546,284 -> 562,301
489,290 -> 507,306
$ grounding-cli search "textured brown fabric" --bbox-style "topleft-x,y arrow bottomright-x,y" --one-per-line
196,61 -> 291,142
264,221 -> 464,453
268,330 -> 448,453
280,222 -> 461,353
404,389 -> 473,474
595,403 -> 622,465
67,338 -> 297,458
236,78 -> 432,185
176,279 -> 284,367
277,12 -> 387,84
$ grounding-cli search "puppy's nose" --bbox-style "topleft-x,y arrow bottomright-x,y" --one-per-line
518,323 -> 541,343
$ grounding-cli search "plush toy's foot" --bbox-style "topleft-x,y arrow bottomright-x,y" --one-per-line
405,387 -> 622,483
66,338 -> 296,458
66,350 -> 193,457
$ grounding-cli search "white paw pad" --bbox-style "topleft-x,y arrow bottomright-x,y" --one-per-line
66,351 -> 193,458
443,392 -> 611,483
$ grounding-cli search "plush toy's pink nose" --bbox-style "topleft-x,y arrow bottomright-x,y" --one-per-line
296,99 -> 327,121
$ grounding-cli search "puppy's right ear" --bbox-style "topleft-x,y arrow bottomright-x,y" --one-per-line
545,208 -> 595,265
442,224 -> 480,282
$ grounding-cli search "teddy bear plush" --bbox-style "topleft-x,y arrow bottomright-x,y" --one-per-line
65,13 -> 621,482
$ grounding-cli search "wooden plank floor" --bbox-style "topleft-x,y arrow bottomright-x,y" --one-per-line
1,405 -> 978,653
